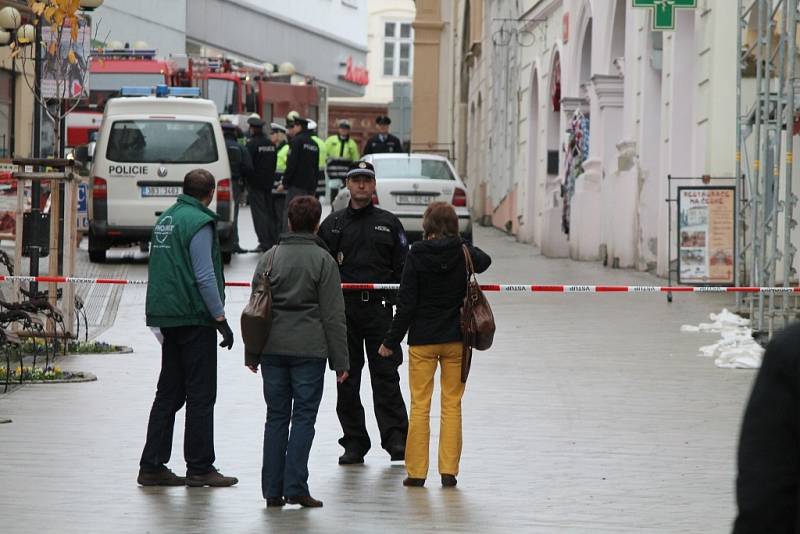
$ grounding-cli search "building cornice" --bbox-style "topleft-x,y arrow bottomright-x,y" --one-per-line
590,74 -> 624,109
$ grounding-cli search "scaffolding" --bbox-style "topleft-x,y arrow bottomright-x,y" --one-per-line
737,0 -> 800,338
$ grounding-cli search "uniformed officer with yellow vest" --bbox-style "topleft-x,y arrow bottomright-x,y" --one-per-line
325,120 -> 360,162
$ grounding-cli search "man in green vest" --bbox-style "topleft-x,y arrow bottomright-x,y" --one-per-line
139,169 -> 238,488
324,120 -> 360,162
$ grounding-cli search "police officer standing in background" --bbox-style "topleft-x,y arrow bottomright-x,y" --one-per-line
245,117 -> 277,252
279,116 -> 319,231
222,122 -> 254,254
318,161 -> 409,465
308,120 -> 327,198
363,115 -> 403,155
325,120 -> 360,162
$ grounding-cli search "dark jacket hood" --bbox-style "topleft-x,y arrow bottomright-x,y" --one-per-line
412,236 -> 465,273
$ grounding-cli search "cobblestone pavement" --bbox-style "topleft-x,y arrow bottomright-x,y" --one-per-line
0,208 -> 755,533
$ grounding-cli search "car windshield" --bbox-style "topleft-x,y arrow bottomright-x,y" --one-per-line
372,158 -> 455,180
106,120 -> 218,164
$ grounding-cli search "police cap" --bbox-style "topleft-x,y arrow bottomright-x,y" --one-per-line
247,116 -> 265,127
270,122 -> 286,133
376,115 -> 391,125
338,119 -> 351,129
346,160 -> 376,180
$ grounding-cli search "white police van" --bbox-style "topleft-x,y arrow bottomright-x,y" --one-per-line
87,85 -> 236,263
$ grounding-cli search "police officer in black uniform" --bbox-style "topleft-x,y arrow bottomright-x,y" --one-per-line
318,161 -> 409,465
245,117 -> 277,252
279,116 -> 319,232
222,122 -> 254,254
363,115 -> 403,155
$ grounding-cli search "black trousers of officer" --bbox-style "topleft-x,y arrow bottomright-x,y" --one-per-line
140,325 -> 217,476
247,183 -> 275,250
337,296 -> 408,456
232,178 -> 243,248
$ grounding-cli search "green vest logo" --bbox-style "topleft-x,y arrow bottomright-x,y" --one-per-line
153,216 -> 175,246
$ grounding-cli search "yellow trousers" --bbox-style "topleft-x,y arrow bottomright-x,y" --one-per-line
405,341 -> 466,479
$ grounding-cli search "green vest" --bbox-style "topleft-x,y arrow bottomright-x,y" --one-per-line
311,135 -> 326,170
145,194 -> 225,328
276,143 -> 289,173
324,135 -> 360,161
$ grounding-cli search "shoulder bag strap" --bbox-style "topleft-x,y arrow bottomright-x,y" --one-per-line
462,244 -> 476,278
265,245 -> 278,277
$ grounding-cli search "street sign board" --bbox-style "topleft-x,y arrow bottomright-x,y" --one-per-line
77,182 -> 88,231
41,17 -> 91,99
632,0 -> 697,31
677,186 -> 736,286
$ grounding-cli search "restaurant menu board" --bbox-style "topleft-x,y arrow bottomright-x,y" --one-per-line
677,186 -> 736,285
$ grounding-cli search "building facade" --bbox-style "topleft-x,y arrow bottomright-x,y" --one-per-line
415,0 -> 739,277
187,0 -> 369,99
328,0 -> 415,149
94,0 -> 187,54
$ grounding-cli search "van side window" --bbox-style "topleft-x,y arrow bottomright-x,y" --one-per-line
106,120 -> 218,164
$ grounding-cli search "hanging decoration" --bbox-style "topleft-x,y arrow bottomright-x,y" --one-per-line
561,109 -> 590,234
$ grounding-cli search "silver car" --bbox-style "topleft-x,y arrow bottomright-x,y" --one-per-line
332,153 -> 472,242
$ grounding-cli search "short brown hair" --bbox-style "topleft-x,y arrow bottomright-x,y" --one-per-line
288,195 -> 322,233
422,201 -> 459,238
183,169 -> 215,199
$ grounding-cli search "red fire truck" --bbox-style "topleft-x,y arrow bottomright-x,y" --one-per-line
190,57 -> 320,128
65,49 -> 183,148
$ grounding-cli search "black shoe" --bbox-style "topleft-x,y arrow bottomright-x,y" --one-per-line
403,477 -> 425,487
441,474 -> 457,487
286,495 -> 323,507
185,467 -> 238,487
389,444 -> 405,462
137,467 -> 185,486
338,451 -> 365,465
232,246 -> 248,254
266,497 -> 286,507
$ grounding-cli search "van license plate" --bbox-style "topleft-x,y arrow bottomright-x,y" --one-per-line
395,194 -> 436,205
141,186 -> 181,197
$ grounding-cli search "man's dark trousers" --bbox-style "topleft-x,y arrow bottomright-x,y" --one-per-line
337,297 -> 408,456
232,179 -> 243,249
261,355 -> 326,498
140,325 -> 217,476
248,183 -> 275,249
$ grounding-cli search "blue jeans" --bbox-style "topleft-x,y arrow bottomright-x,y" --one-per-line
261,355 -> 326,498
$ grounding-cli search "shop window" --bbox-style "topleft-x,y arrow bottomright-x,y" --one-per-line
383,22 -> 413,77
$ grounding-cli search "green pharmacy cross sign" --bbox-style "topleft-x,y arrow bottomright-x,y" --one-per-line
633,0 -> 697,31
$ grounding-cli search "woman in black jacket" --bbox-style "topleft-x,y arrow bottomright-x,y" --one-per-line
378,202 -> 491,488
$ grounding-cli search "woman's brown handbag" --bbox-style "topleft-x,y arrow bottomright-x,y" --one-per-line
241,247 -> 277,362
459,244 -> 495,382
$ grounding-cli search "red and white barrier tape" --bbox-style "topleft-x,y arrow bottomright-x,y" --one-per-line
0,275 -> 798,294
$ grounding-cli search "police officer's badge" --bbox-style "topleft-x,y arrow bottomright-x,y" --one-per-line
358,162 -> 367,169
337,251 -> 344,265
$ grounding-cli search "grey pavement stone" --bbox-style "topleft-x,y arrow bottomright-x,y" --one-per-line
0,209 -> 755,533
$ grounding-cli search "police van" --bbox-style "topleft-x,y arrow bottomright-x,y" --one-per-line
87,85 -> 236,263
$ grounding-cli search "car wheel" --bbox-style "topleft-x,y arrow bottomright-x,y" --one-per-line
222,251 -> 232,265
89,249 -> 107,263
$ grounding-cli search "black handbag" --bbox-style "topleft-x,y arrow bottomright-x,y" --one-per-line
241,247 -> 277,365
